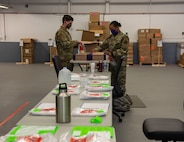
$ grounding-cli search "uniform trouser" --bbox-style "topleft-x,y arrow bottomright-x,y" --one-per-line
111,62 -> 127,95
61,61 -> 74,71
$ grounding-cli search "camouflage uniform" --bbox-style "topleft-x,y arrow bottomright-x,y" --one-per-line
96,31 -> 129,95
55,26 -> 78,71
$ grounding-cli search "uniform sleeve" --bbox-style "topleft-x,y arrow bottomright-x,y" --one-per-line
55,30 -> 78,49
95,35 -> 112,52
113,35 -> 129,58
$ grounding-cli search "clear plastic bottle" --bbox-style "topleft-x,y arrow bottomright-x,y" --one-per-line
58,67 -> 71,84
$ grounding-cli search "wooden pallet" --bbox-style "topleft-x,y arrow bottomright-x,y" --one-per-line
152,62 -> 166,67
178,63 -> 184,68
44,62 -> 54,66
16,62 -> 29,65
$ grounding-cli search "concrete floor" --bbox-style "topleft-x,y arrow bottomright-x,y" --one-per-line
0,63 -> 184,142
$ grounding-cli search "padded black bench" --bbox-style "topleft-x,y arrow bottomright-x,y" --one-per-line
143,118 -> 184,142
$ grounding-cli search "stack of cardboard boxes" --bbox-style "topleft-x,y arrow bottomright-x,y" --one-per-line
88,12 -> 110,42
21,38 -> 35,64
75,12 -> 110,61
127,43 -> 133,65
138,29 -> 163,65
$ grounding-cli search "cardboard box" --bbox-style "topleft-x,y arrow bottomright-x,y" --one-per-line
81,30 -> 95,41
138,39 -> 150,45
138,33 -> 146,39
146,33 -> 154,39
88,25 -> 104,30
138,29 -> 149,34
21,38 -> 34,43
83,42 -> 98,52
75,53 -> 89,60
149,29 -> 161,33
101,21 -> 110,39
139,55 -> 151,64
22,46 -> 34,56
23,56 -> 33,64
138,45 -> 150,51
151,55 -> 163,63
89,12 -> 100,22
50,47 -> 58,62
92,52 -> 104,60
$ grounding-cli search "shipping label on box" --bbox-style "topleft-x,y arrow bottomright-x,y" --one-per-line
139,55 -> 151,63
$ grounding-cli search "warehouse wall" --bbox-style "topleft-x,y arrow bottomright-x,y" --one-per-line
0,12 -> 184,63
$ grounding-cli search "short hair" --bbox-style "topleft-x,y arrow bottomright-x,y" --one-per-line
62,15 -> 74,23
110,21 -> 121,27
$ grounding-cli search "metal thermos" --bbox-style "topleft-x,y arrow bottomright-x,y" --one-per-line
56,83 -> 71,123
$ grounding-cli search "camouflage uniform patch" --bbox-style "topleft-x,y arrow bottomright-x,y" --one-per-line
96,31 -> 129,94
55,26 -> 78,71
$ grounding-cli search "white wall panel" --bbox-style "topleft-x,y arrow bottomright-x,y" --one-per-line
2,14 -> 184,42
5,14 -> 61,42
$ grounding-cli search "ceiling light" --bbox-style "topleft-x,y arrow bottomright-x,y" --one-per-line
0,4 -> 9,9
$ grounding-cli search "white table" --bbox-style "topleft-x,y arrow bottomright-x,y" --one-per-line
16,72 -> 116,141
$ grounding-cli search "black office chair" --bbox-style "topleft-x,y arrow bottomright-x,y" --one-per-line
52,55 -> 63,78
143,118 -> 184,142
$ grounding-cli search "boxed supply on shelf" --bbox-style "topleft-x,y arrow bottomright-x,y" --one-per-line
17,38 -> 35,64
89,12 -> 100,22
137,28 -> 164,65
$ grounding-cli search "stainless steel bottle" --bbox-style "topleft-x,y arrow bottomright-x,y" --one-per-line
56,83 -> 71,123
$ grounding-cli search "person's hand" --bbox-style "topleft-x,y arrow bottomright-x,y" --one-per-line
104,50 -> 112,56
104,50 -> 113,61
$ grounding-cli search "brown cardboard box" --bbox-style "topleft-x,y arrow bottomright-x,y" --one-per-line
75,52 -> 90,60
150,44 -> 158,51
88,25 -> 104,30
138,44 -> 150,51
138,29 -> 149,34
89,12 -> 100,22
146,33 -> 154,39
81,30 -> 95,41
23,56 -> 33,64
101,21 -> 110,39
83,42 -> 98,52
138,33 -> 146,39
152,55 -> 163,63
23,43 -> 34,48
138,39 -> 150,45
149,29 -> 161,33
22,47 -> 34,56
21,38 -> 34,43
92,52 -> 104,60
88,22 -> 99,26
50,47 -> 58,62
139,55 -> 151,64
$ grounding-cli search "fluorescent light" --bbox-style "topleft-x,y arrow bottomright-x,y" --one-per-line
0,5 -> 8,9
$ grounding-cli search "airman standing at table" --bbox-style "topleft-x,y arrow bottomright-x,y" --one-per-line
55,15 -> 80,71
93,21 -> 129,98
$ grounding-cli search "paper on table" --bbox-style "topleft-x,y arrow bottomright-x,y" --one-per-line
80,90 -> 110,100
71,73 -> 87,81
29,103 -> 55,116
88,75 -> 109,80
85,85 -> 113,92
71,103 -> 109,117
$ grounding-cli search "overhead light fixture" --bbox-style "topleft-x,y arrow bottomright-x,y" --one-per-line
0,4 -> 9,9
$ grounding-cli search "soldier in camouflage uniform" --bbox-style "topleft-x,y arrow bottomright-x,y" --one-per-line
55,15 -> 79,71
94,21 -> 129,96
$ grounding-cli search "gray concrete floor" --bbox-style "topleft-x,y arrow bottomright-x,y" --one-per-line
0,63 -> 184,142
